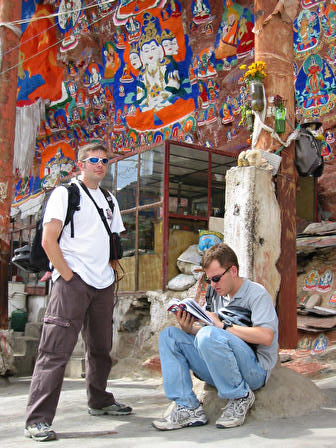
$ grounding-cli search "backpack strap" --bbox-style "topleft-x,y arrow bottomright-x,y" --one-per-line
63,183 -> 81,238
205,285 -> 218,312
78,181 -> 113,238
99,187 -> 115,215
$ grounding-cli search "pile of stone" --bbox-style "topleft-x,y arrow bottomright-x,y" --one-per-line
167,244 -> 203,291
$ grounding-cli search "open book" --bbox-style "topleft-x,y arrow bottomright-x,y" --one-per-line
167,298 -> 214,326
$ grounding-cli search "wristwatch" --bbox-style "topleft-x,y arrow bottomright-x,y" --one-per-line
222,320 -> 233,330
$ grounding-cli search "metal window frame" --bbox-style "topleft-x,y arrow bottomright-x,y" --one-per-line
110,140 -> 240,292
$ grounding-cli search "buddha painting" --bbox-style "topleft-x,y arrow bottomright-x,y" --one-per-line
125,13 -> 195,131
296,54 -> 336,116
102,42 -> 121,80
293,10 -> 320,57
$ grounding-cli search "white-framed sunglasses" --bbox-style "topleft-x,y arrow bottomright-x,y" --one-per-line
82,157 -> 109,165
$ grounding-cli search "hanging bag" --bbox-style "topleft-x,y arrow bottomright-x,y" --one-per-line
284,119 -> 324,178
295,124 -> 324,177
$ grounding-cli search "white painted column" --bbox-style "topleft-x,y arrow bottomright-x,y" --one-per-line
224,166 -> 281,304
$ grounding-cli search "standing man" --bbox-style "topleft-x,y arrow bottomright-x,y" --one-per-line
153,243 -> 278,431
25,143 -> 132,442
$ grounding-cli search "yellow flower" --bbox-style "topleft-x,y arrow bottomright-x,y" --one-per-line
239,64 -> 246,70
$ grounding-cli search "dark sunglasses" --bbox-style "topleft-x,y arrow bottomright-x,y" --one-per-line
205,266 -> 232,284
82,157 -> 109,165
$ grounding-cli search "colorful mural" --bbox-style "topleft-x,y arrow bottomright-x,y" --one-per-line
12,0 -> 336,221
13,0 -> 255,208
293,1 -> 336,224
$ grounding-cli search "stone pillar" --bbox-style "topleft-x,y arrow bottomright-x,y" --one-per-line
0,3 -> 21,328
224,166 -> 281,304
254,0 -> 299,347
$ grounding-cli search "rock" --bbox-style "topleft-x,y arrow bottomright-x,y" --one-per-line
167,274 -> 196,291
177,245 -> 202,275
305,293 -> 321,308
279,352 -> 292,363
196,365 -> 325,423
318,161 -> 336,221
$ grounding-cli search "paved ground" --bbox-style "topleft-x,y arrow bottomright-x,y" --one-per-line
1,374 -> 336,448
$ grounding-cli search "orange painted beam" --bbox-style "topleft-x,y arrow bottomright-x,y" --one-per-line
254,0 -> 298,348
0,1 -> 21,328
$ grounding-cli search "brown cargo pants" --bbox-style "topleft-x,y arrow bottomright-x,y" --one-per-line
26,273 -> 115,426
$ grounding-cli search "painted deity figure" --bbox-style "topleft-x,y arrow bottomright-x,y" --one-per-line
42,151 -> 63,188
87,63 -> 102,94
302,55 -> 329,109
317,269 -> 333,292
192,0 -> 210,24
294,10 -> 320,55
129,44 -> 142,71
125,13 -> 195,131
58,0 -> 81,52
103,42 -> 121,79
198,48 -> 217,79
136,21 -> 180,112
161,29 -> 179,56
319,2 -> 336,40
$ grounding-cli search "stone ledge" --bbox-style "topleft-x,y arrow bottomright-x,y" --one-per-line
197,365 -> 326,423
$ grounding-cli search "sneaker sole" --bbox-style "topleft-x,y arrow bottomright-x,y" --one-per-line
152,419 -> 208,431
88,409 -> 132,416
216,420 -> 244,429
24,428 -> 57,441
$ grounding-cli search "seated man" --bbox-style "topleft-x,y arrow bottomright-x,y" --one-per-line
152,243 -> 278,430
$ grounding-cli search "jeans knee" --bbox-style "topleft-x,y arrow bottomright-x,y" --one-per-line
195,326 -> 231,352
194,326 -> 214,352
159,326 -> 180,348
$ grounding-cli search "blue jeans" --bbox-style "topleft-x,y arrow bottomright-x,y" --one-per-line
159,326 -> 267,409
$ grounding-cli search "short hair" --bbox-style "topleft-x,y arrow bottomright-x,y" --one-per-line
202,243 -> 239,272
77,142 -> 107,162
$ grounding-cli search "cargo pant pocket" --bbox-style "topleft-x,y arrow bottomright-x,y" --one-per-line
39,314 -> 78,354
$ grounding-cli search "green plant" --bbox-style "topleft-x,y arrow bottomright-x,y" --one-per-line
239,102 -> 254,132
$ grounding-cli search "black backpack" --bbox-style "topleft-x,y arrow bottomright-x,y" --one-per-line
28,183 -> 81,273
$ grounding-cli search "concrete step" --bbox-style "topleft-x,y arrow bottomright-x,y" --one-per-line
24,321 -> 43,339
12,335 -> 39,377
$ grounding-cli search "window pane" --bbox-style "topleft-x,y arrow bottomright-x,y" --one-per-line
211,152 -> 235,217
121,212 -> 136,257
139,209 -> 156,253
139,146 -> 164,206
169,145 -> 209,216
101,162 -> 114,193
138,208 -> 162,291
115,155 -> 138,210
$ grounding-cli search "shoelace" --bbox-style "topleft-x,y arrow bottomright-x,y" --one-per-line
35,423 -> 51,431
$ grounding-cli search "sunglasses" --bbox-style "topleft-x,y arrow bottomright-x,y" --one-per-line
82,157 -> 109,165
205,266 -> 231,284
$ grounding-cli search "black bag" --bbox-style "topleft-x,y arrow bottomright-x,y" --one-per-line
12,183 -> 81,273
79,181 -> 123,261
110,232 -> 123,261
295,126 -> 324,177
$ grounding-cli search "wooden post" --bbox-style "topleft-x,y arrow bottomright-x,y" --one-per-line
0,2 -> 21,328
254,0 -> 298,348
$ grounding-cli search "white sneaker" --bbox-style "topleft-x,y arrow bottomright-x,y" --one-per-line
24,422 -> 57,441
216,389 -> 255,428
152,403 -> 208,431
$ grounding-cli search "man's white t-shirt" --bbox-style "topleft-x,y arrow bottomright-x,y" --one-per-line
43,179 -> 125,289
